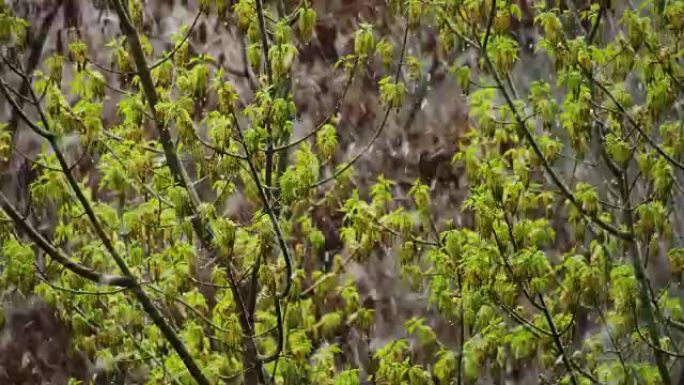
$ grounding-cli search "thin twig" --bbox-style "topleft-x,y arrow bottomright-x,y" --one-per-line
310,23 -> 410,189
90,5 -> 204,76
271,58 -> 359,153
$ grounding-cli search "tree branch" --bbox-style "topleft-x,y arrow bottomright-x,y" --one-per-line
233,112 -> 293,301
271,58 -> 359,153
310,23 -> 410,189
0,191 -> 134,287
619,165 -> 672,385
584,72 -> 684,173
90,5 -> 204,76
473,7 -> 632,240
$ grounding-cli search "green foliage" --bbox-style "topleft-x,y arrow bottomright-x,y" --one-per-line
298,5 -> 317,43
354,23 -> 375,57
2,2 -> 684,385
1,237 -> 35,292
0,123 -> 10,162
378,76 -> 407,109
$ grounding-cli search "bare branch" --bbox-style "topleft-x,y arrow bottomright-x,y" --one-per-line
255,0 -> 273,84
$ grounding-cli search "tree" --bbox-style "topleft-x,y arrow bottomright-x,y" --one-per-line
1,0 -> 684,384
